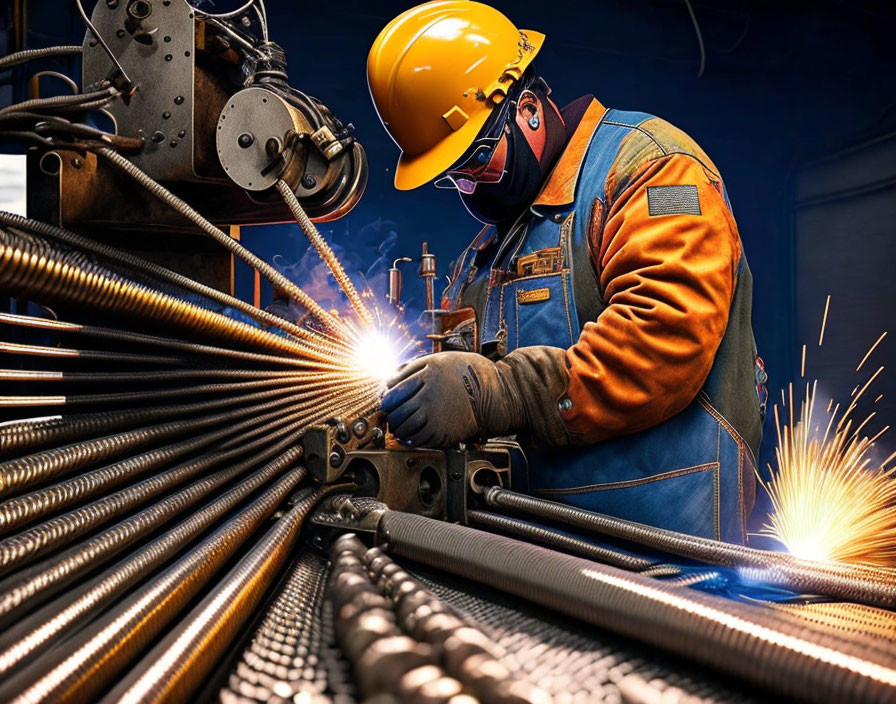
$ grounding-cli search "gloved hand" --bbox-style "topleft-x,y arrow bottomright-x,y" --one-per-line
381,347 -> 571,448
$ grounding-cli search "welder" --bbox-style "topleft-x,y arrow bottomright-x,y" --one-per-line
369,1 -> 766,543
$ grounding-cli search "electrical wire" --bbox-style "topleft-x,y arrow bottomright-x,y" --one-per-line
0,87 -> 116,117
683,0 -> 706,78
75,0 -> 131,85
0,46 -> 82,71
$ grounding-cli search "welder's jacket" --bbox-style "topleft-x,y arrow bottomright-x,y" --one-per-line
442,99 -> 763,543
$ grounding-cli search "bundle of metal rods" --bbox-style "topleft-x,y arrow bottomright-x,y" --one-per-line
0,176 -> 383,701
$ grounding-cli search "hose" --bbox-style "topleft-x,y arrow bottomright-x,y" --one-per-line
484,487 -> 896,610
0,213 -> 346,356
275,179 -> 372,326
0,87 -> 116,117
0,465 -> 305,704
379,511 -> 896,704
0,46 -> 82,71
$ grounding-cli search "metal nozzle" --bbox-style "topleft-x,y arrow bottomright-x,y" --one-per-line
388,257 -> 413,308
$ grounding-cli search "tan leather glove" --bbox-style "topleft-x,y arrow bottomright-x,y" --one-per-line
381,347 -> 570,448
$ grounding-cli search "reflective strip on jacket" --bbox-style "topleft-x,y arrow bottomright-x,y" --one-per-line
442,98 -> 763,543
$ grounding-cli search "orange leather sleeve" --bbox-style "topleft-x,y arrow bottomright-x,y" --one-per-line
562,152 -> 741,442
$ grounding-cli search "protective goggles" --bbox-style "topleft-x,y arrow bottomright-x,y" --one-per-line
434,97 -> 516,194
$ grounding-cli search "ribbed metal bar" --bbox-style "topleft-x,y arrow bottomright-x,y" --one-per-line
467,510 -> 655,571
380,510 -> 896,704
0,448 -> 304,677
0,226 -> 326,357
0,466 -> 307,704
0,406 -> 297,556
0,312 -> 346,370
485,487 -> 896,609
0,340 -> 185,366
102,485 -> 342,704
0,389 -> 301,494
0,375 -> 341,456
0,213 -> 348,357
95,148 -> 345,333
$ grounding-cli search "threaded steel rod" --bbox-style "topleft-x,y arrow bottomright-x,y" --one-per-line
467,510 -> 655,572
0,426 -> 303,632
0,447 -> 301,679
0,465 -> 307,704
0,402 -> 297,537
0,212 -> 347,355
275,179 -> 373,326
0,373 -> 352,456
0,312 -> 347,370
103,486 -> 344,704
0,377 -> 310,409
485,487 -> 896,610
0,226 -> 320,358
0,368 -> 313,384
95,148 -> 344,333
0,388 -> 301,495
0,340 -> 185,366
380,510 -> 896,704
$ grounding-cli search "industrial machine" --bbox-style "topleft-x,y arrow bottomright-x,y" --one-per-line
1,3 -> 896,703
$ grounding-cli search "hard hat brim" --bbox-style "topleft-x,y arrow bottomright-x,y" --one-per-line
393,28 -> 545,191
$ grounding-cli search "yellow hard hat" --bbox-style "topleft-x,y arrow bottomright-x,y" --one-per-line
368,1 -> 544,191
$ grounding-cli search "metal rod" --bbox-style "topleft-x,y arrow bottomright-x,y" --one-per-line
0,388 -> 301,497
0,226 -> 322,359
0,467 -> 307,704
379,510 -> 896,704
484,487 -> 896,610
0,423 -> 302,634
103,485 -> 346,704
0,213 -> 347,357
0,446 -> 301,679
275,179 -> 373,326
95,148 -> 344,333
467,510 -> 655,572
0,312 -> 346,369
0,340 -> 185,366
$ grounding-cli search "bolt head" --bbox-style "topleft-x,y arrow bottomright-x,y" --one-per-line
237,132 -> 255,149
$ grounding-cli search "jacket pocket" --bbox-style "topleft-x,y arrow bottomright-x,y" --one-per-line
503,272 -> 578,350
536,462 -> 719,539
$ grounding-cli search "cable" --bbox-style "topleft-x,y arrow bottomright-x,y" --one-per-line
75,0 -> 132,86
0,46 -> 82,71
0,87 -> 116,116
683,0 -> 706,78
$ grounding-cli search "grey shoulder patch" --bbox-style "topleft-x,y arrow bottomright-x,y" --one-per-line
647,184 -> 701,216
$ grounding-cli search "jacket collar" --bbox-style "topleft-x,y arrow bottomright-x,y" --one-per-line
532,98 -> 607,208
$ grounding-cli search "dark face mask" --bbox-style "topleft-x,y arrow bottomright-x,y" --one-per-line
459,83 -> 567,226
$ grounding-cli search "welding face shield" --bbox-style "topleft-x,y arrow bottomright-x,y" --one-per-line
435,76 -> 566,226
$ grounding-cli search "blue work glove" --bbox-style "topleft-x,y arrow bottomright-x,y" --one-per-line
381,348 -> 570,448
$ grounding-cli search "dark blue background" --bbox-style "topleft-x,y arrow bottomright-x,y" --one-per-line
3,1 -> 896,532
